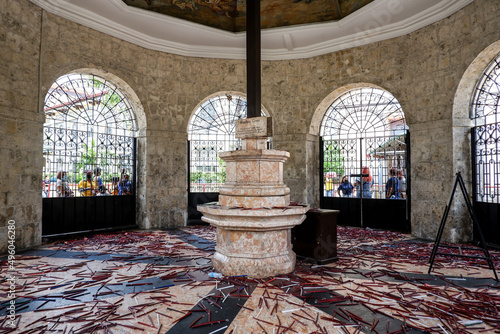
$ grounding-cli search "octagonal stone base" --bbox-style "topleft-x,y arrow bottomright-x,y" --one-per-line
212,247 -> 296,279
198,204 -> 308,278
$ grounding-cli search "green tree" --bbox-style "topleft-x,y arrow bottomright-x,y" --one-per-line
76,139 -> 98,173
323,142 -> 344,176
190,171 -> 204,183
76,139 -> 113,175
216,156 -> 226,183
92,79 -> 123,108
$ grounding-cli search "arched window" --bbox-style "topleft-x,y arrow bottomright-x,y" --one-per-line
320,87 -> 408,199
472,54 -> 500,204
188,94 -> 265,192
43,73 -> 138,198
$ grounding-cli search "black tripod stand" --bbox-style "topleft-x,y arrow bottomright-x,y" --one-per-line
428,172 -> 498,281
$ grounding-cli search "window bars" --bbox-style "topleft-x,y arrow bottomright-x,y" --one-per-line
472,55 -> 500,204
320,87 -> 408,199
188,94 -> 265,193
42,73 -> 137,197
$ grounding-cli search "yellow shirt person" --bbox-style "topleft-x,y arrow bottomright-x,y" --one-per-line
325,178 -> 333,191
325,172 -> 336,197
78,172 -> 97,196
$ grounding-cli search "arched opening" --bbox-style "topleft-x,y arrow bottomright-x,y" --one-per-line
470,52 -> 500,245
452,40 -> 500,244
186,92 -> 267,224
318,86 -> 410,232
42,72 -> 140,235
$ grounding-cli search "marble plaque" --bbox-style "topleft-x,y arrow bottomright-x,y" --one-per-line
235,116 -> 273,138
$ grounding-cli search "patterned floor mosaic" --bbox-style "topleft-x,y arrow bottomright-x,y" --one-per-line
1,226 -> 499,333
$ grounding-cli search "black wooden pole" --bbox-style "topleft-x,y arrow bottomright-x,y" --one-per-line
246,0 -> 261,118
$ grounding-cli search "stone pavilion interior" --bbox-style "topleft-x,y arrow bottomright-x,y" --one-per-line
1,0 -> 500,333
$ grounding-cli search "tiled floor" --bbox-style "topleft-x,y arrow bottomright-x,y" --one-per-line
1,226 -> 499,333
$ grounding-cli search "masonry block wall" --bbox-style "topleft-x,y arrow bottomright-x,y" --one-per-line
0,1 -> 44,254
2,0 -> 500,252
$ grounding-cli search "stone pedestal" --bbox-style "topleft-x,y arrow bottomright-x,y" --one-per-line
199,204 -> 307,278
218,148 -> 290,208
198,116 -> 309,279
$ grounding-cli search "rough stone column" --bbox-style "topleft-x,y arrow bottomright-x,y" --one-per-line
305,133 -> 320,208
409,121 -> 470,243
135,134 -> 148,228
450,119 -> 474,242
140,129 -> 187,229
0,1 -> 44,253
272,133 -> 318,207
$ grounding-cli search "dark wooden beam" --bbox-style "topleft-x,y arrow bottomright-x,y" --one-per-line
246,0 -> 261,118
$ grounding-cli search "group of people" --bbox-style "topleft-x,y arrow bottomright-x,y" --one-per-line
78,168 -> 132,196
46,168 -> 132,197
326,166 -> 407,199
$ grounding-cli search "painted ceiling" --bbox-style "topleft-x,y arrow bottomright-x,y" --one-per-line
122,0 -> 375,32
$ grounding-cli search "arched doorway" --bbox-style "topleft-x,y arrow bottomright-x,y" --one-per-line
187,93 -> 266,224
471,52 -> 500,245
42,72 -> 138,235
319,86 -> 410,232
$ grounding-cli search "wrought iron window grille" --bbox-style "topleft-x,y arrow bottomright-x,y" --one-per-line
472,55 -> 500,204
42,73 -> 137,198
188,94 -> 266,193
320,87 -> 408,200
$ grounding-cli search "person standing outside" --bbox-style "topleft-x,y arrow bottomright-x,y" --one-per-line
118,174 -> 132,195
110,177 -> 120,195
386,167 -> 399,199
56,171 -> 73,197
354,166 -> 373,198
337,175 -> 354,197
93,167 -> 103,188
78,170 -> 96,196
398,169 -> 407,198
325,172 -> 335,197
43,175 -> 50,197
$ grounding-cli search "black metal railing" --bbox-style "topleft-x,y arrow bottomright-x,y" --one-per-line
42,127 -> 136,198
472,124 -> 500,204
42,128 -> 137,236
320,133 -> 410,232
321,134 -> 408,200
188,138 -> 239,193
472,126 -> 500,245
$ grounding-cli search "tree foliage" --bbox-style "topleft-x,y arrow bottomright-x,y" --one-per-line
76,139 -> 113,175
323,142 -> 345,176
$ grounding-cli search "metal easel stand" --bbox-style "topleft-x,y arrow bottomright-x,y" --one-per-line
428,172 -> 498,281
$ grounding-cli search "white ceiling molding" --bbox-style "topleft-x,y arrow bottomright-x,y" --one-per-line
283,34 -> 294,52
29,0 -> 474,60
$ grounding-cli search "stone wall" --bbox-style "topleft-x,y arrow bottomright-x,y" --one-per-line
267,0 -> 500,243
0,0 -> 43,254
35,11 -> 248,234
2,0 -> 500,252
395,0 -> 500,242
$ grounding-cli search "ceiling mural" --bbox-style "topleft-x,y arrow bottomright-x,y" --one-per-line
122,0 -> 375,32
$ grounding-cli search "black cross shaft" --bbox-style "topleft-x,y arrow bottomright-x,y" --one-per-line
246,0 -> 261,118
